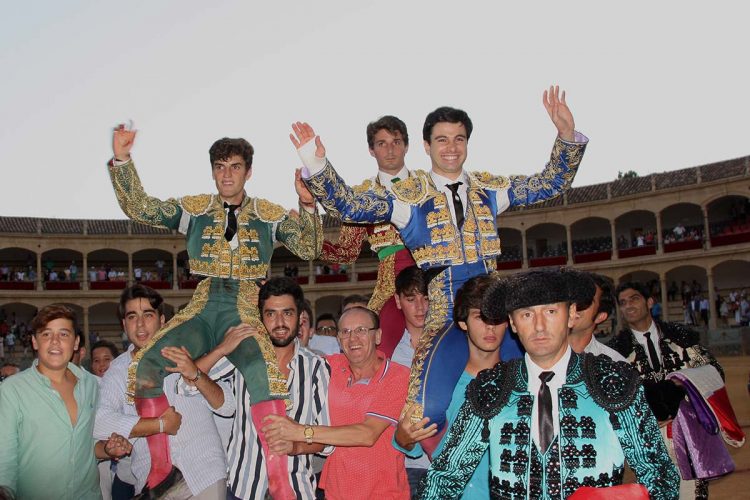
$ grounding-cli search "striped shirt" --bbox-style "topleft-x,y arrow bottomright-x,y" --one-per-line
94,346 -> 235,496
212,340 -> 332,500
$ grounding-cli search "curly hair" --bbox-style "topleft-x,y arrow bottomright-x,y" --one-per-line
209,137 -> 254,169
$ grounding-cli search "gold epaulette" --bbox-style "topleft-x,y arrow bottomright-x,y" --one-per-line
468,170 -> 510,190
254,198 -> 287,223
391,170 -> 431,205
353,177 -> 387,197
179,194 -> 214,216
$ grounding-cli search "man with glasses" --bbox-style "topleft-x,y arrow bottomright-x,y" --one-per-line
263,306 -> 410,500
310,313 -> 340,355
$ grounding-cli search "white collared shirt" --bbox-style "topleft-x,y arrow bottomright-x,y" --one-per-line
525,347 -> 572,450
630,320 -> 663,368
377,166 -> 409,191
583,335 -> 627,362
429,170 -> 468,228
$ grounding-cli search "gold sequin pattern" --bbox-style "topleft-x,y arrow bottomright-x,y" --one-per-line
254,198 -> 286,223
275,204 -> 323,261
180,194 -> 213,215
367,252 -> 396,312
306,162 -> 391,220
108,161 -> 180,228
367,223 -> 403,251
321,224 -> 368,265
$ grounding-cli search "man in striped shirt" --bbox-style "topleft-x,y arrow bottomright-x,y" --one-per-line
196,277 -> 332,499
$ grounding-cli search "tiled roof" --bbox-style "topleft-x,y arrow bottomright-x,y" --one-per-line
0,156 -> 746,233
700,158 -> 746,182
0,217 -> 37,233
567,182 -> 608,205
87,220 -> 130,235
610,176 -> 653,198
40,218 -> 83,234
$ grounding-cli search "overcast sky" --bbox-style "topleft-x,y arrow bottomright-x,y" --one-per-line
1,2 -> 748,219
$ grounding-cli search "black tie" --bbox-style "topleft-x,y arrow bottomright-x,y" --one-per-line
644,331 -> 662,373
223,202 -> 240,242
538,371 -> 555,453
446,182 -> 464,230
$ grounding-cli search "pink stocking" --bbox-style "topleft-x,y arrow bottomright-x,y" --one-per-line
135,395 -> 173,488
252,399 -> 295,500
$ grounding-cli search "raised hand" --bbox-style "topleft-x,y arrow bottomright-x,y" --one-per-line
112,122 -> 137,161
218,324 -> 259,356
395,404 -> 438,449
161,346 -> 200,382
289,122 -> 326,159
295,168 -> 315,207
542,86 -> 575,142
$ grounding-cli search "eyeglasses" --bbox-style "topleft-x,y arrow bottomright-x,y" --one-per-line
317,326 -> 337,335
337,326 -> 377,339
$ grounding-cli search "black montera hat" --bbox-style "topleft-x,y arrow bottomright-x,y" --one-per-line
501,269 -> 570,313
480,277 -> 508,323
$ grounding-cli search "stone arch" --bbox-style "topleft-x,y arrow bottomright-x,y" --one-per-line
133,248 -> 174,286
0,247 -> 37,287
40,248 -> 84,287
712,259 -> 750,293
526,223 -> 567,266
570,217 -> 612,263
497,227 -> 522,267
660,202 -> 705,247
615,210 -> 657,257
706,195 -> 750,247
315,295 -> 345,319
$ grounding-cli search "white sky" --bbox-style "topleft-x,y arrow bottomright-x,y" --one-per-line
1,1 -> 748,219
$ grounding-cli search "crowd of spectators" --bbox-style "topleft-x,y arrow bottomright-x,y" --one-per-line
572,235 -> 612,255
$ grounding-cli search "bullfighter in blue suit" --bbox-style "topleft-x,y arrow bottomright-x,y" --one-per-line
291,87 -> 588,433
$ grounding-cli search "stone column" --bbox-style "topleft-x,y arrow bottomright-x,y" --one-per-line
350,261 -> 357,282
82,254 -> 89,290
36,252 -> 43,291
565,225 -> 573,265
127,253 -> 133,287
707,271 -> 717,330
172,253 -> 178,290
703,207 -> 711,249
656,211 -> 664,254
521,230 -> 529,269
308,259 -> 314,283
660,273 -> 669,322
83,307 -> 90,354
610,220 -> 618,259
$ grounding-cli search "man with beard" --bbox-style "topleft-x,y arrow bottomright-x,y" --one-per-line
195,277 -> 332,500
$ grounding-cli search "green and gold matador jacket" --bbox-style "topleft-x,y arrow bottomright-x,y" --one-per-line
108,160 -> 322,279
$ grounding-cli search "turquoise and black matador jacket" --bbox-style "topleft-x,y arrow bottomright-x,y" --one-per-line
300,134 -> 588,423
108,160 -> 322,279
418,352 -> 680,500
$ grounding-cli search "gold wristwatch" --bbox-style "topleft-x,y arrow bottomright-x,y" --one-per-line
304,425 -> 314,445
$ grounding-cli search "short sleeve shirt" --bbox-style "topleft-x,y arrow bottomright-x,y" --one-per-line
321,352 -> 409,500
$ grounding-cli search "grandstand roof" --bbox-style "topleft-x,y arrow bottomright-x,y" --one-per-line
1,155 -> 747,234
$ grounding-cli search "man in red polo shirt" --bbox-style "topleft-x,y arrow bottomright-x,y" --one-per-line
263,306 -> 409,499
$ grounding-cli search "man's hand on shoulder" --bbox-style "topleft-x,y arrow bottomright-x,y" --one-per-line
218,324 -> 260,356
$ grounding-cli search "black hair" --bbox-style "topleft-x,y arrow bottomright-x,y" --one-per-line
366,115 -> 409,148
395,266 -> 428,296
455,274 -> 500,326
561,268 -> 596,312
91,339 -> 119,358
342,294 -> 370,310
590,273 -> 616,317
422,106 -> 473,143
615,281 -> 652,301
258,277 -> 305,316
315,313 -> 337,328
209,137 -> 254,169
118,284 -> 165,321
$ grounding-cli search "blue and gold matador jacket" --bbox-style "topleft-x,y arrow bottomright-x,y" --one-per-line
418,353 -> 680,500
108,160 -> 322,279
303,135 -> 587,416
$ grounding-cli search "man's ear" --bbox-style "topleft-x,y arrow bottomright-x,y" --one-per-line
423,140 -> 431,155
457,320 -> 468,332
567,303 -> 577,329
593,311 -> 609,327
374,328 -> 382,345
369,148 -> 376,159
647,297 -> 655,309
394,294 -> 403,310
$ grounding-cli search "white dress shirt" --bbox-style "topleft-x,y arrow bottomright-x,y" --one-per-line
583,336 -> 627,362
94,346 -> 235,496
525,347 -> 572,450
630,320 -> 663,368
429,170 -> 468,228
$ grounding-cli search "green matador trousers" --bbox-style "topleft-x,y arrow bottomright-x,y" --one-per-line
128,277 -> 287,403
